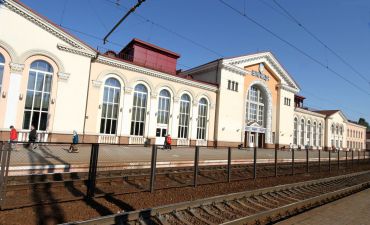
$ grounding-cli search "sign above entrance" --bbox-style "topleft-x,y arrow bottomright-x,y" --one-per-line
251,63 -> 269,81
245,126 -> 266,133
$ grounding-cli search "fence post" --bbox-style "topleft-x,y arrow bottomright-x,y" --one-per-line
291,148 -> 295,175
253,146 -> 257,180
352,150 -> 354,168
87,143 -> 100,198
274,146 -> 278,177
329,150 -> 331,173
306,147 -> 309,173
357,151 -> 360,167
150,145 -> 158,193
0,142 -> 11,209
193,146 -> 200,187
345,151 -> 348,168
318,149 -> 321,173
227,147 -> 232,182
337,150 -> 340,171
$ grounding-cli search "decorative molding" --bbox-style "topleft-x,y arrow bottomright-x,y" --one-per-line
150,93 -> 158,99
91,80 -> 102,88
9,62 -> 24,73
294,107 -> 326,119
276,83 -> 299,94
245,80 -> 273,144
221,63 -> 247,76
96,56 -> 218,92
19,49 -> 66,72
0,39 -> 18,61
57,72 -> 70,81
124,87 -> 133,94
173,97 -> 180,103
57,44 -> 96,58
224,52 -> 300,92
3,0 -> 96,56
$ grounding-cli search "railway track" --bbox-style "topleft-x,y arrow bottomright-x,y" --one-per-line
63,170 -> 370,225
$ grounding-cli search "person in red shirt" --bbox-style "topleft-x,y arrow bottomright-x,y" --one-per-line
9,125 -> 18,151
165,134 -> 172,150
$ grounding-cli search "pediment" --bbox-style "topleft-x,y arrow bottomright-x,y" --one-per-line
3,0 -> 96,57
222,52 -> 300,93
246,121 -> 261,127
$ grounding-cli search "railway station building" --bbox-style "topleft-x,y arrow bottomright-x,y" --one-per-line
0,0 -> 367,150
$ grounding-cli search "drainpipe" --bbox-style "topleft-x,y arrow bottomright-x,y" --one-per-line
82,53 -> 96,143
213,59 -> 221,148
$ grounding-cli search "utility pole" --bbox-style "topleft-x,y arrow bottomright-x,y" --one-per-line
103,0 -> 146,44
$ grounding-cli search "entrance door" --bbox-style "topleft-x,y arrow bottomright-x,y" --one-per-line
155,125 -> 168,145
249,133 -> 255,147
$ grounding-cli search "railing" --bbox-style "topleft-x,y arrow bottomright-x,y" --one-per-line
196,139 -> 207,146
98,135 -> 119,144
177,139 -> 189,146
17,131 -> 48,142
129,136 -> 146,144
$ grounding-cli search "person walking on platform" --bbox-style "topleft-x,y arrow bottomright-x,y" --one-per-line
9,125 -> 18,151
69,130 -> 79,153
28,125 -> 38,150
165,134 -> 172,150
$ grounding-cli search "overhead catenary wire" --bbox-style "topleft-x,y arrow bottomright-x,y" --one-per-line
217,0 -> 370,96
101,0 -> 224,58
59,0 -> 69,26
272,0 -> 370,85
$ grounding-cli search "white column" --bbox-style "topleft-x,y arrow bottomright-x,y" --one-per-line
190,101 -> 198,141
121,87 -> 133,136
171,97 -> 180,138
147,93 -> 158,139
4,63 -> 24,128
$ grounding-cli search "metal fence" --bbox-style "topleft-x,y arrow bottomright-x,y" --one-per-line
0,141 -> 369,209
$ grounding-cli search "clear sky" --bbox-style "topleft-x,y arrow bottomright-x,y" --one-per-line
20,0 -> 370,122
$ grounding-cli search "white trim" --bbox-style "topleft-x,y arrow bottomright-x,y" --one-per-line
96,56 -> 218,92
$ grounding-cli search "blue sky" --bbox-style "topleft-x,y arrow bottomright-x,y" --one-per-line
20,0 -> 370,122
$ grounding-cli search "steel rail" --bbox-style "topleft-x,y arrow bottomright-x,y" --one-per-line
61,170 -> 370,225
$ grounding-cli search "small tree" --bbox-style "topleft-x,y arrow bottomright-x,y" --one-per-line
358,118 -> 370,131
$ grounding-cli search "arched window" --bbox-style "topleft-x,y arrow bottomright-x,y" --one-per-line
0,54 -> 4,93
246,86 -> 265,126
307,120 -> 311,145
313,122 -> 317,146
300,119 -> 305,145
100,78 -> 121,134
339,126 -> 343,135
178,94 -> 191,139
130,84 -> 148,136
331,124 -> 334,134
157,89 -> 171,125
23,60 -> 53,131
293,117 -> 298,145
318,123 -> 322,147
197,98 -> 208,140
336,125 -> 339,135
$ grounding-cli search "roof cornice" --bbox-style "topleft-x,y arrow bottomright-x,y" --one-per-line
4,0 -> 97,57
223,52 -> 300,91
295,107 -> 326,118
57,44 -> 96,58
96,56 -> 218,92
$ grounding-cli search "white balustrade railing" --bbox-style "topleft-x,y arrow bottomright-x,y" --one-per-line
17,131 -> 48,142
196,139 -> 207,146
129,136 -> 146,145
177,139 -> 189,146
98,135 -> 119,144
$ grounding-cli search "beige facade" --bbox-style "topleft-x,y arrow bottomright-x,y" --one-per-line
0,0 -> 367,150
346,122 -> 366,150
293,108 -> 325,149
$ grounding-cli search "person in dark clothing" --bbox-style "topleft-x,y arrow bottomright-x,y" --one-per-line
28,125 -> 38,150
69,130 -> 79,153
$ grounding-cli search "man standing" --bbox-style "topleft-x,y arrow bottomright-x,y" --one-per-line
9,125 -> 18,150
28,125 -> 38,150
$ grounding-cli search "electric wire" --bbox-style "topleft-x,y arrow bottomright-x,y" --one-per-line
217,0 -> 370,96
272,0 -> 370,85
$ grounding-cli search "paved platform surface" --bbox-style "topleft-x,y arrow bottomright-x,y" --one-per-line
277,188 -> 370,225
